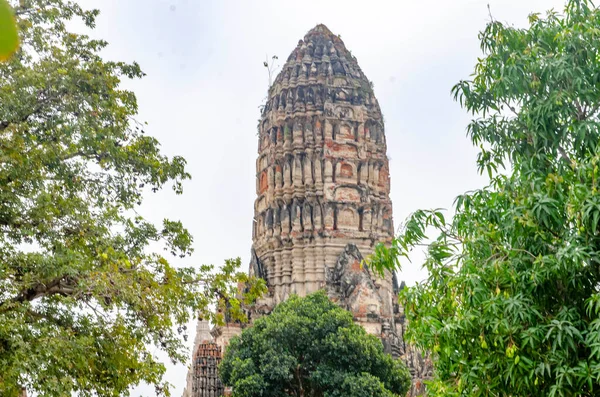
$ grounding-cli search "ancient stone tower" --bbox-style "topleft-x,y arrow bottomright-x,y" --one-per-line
183,322 -> 227,397
190,342 -> 225,397
250,23 -> 396,321
185,24 -> 431,397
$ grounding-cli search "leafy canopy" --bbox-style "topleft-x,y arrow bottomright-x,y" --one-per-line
220,291 -> 411,397
0,1 -> 265,396
370,0 -> 600,396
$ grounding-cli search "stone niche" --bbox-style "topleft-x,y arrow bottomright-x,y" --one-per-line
337,207 -> 358,230
334,186 -> 361,203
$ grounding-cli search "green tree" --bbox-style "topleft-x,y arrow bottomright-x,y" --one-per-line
220,291 -> 411,397
369,1 -> 600,395
0,1 -> 265,396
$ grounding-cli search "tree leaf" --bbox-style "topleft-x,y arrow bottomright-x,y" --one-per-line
0,0 -> 18,61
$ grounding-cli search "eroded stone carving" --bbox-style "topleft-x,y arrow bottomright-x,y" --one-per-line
326,244 -> 383,319
250,25 -> 395,303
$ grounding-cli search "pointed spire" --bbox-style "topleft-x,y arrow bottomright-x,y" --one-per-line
194,319 -> 212,345
304,24 -> 335,38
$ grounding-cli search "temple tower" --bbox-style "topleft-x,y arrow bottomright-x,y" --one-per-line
185,24 -> 431,397
183,321 -> 226,397
250,24 -> 397,328
191,342 -> 225,397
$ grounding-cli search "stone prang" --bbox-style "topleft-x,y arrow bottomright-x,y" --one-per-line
251,24 -> 394,310
185,24 -> 431,397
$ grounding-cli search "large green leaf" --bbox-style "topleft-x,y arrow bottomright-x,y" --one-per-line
0,0 -> 18,61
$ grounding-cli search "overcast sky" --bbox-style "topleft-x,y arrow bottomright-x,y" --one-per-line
75,0 -> 566,395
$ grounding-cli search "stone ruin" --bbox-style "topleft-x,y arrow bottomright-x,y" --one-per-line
184,24 -> 432,397
190,342 -> 224,397
183,322 -> 226,397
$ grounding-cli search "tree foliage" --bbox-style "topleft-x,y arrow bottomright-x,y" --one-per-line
0,1 -> 265,396
220,291 -> 411,397
370,1 -> 600,395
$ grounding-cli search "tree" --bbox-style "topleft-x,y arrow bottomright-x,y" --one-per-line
220,291 -> 411,397
0,1 -> 265,396
368,1 -> 600,395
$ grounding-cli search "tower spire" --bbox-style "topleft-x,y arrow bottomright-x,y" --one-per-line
253,24 -> 391,301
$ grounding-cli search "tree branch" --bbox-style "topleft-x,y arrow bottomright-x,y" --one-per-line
558,145 -> 573,166
0,277 -> 78,313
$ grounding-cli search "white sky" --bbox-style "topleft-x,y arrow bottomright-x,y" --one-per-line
75,0 -> 566,395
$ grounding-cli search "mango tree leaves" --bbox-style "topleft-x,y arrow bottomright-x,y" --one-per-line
369,1 -> 600,395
